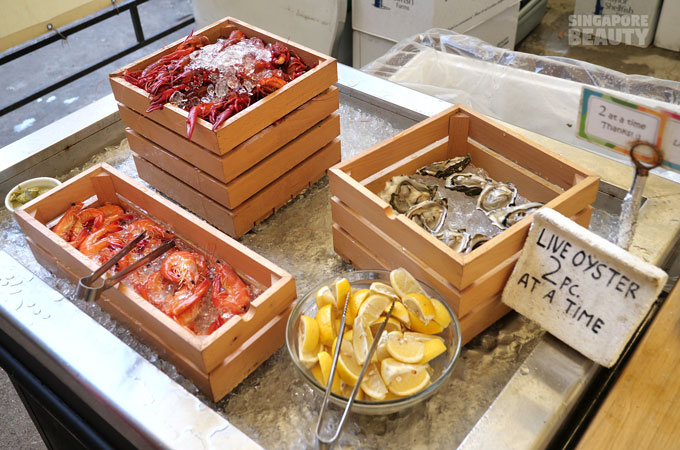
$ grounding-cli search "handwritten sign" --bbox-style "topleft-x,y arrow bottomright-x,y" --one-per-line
502,209 -> 667,367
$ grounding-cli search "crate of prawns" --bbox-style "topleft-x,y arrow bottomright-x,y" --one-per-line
13,163 -> 296,401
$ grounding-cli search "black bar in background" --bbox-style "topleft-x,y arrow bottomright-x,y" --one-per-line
129,5 -> 146,44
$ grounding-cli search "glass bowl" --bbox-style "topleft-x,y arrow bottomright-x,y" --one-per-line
286,270 -> 462,415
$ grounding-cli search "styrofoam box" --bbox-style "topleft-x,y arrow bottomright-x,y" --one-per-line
573,0 -> 662,48
653,0 -> 680,52
352,0 -> 516,43
353,1 -> 519,68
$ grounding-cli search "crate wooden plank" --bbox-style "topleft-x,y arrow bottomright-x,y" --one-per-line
331,224 -> 509,345
26,235 -> 289,402
329,104 -> 600,290
118,87 -> 339,183
14,163 -> 296,374
132,138 -> 341,238
109,17 -> 337,154
128,112 -> 339,209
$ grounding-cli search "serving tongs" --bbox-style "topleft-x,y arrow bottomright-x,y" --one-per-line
315,291 -> 396,449
76,231 -> 175,302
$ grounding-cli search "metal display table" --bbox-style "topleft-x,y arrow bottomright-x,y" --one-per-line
1,65 -> 678,449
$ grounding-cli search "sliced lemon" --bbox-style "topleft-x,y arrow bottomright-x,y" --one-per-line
361,363 -> 388,400
298,341 -> 321,368
298,314 -> 320,353
420,338 -> 447,364
380,357 -> 426,384
347,289 -> 369,326
369,316 -> 402,335
402,293 -> 436,325
352,317 -> 374,365
407,310 -> 444,335
335,278 -> 351,311
311,363 -> 324,385
390,301 -> 411,327
318,350 -> 342,391
336,340 -> 362,385
386,331 -> 426,363
389,267 -> 426,298
370,281 -> 399,300
339,380 -> 364,400
431,298 -> 452,328
387,364 -> 431,396
357,293 -> 391,325
316,303 -> 337,347
316,285 -> 336,310
404,331 -> 444,343
375,331 -> 392,362
344,328 -> 354,342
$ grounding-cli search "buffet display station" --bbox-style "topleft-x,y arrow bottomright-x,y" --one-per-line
1,62 -> 679,448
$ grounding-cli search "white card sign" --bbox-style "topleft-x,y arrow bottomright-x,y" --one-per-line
502,209 -> 668,367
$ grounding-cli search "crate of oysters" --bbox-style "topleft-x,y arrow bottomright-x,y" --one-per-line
329,106 -> 598,343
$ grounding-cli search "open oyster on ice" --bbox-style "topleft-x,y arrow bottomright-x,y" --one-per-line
467,234 -> 490,253
445,173 -> 490,196
406,198 -> 448,234
487,202 -> 544,229
379,175 -> 437,214
440,228 -> 471,253
477,182 -> 517,213
417,154 -> 471,178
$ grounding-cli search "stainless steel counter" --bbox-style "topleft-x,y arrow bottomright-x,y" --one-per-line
1,65 -> 677,449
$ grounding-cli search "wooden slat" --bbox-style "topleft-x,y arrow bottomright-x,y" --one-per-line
109,17 -> 337,154
118,87 -> 339,183
577,282 -> 680,449
448,112 -> 470,155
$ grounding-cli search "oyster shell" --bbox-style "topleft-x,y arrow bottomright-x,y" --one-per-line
466,234 -> 490,253
445,173 -> 490,196
417,154 -> 471,178
487,202 -> 544,229
406,199 -> 448,234
441,228 -> 470,253
477,182 -> 517,213
379,175 -> 436,214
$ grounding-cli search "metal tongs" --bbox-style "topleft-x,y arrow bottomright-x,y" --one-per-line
315,291 -> 396,449
616,141 -> 663,250
76,231 -> 175,302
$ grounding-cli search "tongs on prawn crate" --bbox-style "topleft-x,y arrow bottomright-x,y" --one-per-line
76,231 -> 175,302
315,292 -> 396,449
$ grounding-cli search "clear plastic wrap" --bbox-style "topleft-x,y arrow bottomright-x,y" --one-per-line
363,29 -> 680,183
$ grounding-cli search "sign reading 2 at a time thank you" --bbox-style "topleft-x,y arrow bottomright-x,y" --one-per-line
502,209 -> 667,367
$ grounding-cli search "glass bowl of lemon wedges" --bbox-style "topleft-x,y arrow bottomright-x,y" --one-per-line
286,268 -> 462,415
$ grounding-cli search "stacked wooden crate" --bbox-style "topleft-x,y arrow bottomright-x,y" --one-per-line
14,164 -> 297,402
329,106 -> 599,344
109,17 -> 340,238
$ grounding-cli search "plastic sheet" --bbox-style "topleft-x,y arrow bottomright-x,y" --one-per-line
363,30 -> 680,183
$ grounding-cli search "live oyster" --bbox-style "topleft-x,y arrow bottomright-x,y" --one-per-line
466,234 -> 490,253
440,228 -> 470,253
487,202 -> 544,229
406,198 -> 448,234
445,173 -> 490,196
477,182 -> 517,213
417,154 -> 471,178
379,175 -> 436,214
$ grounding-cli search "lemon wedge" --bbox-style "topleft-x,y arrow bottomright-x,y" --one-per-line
431,298 -> 452,328
390,301 -> 411,327
360,363 -> 388,400
298,341 -> 321,368
402,293 -> 436,325
318,350 -> 342,391
407,310 -> 444,335
404,331 -> 444,343
316,303 -> 337,347
336,340 -> 362,385
380,358 -> 426,384
347,288 -> 369,326
298,314 -> 320,353
389,267 -> 426,298
387,364 -> 431,396
311,363 -> 324,385
369,281 -> 399,300
419,338 -> 447,364
316,285 -> 335,310
386,331 -> 426,363
352,317 -> 375,365
335,278 -> 351,311
357,293 -> 391,325
369,316 -> 402,335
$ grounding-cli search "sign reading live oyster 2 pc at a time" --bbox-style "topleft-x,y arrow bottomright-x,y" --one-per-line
502,209 -> 667,368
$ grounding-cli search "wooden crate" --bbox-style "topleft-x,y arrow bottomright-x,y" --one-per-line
13,163 -> 297,377
332,197 -> 593,317
126,111 -> 339,209
25,235 -> 290,402
118,87 -> 340,184
109,17 -> 337,154
329,105 -> 600,291
131,137 -> 341,238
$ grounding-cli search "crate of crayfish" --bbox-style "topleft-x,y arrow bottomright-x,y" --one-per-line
13,163 -> 297,401
109,16 -> 338,157
329,105 -> 599,342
